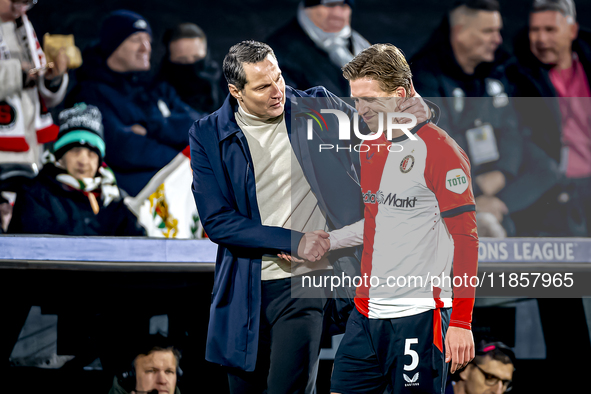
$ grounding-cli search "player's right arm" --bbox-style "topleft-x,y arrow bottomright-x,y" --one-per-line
328,219 -> 364,250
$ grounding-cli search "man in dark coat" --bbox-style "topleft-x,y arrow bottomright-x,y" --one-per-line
411,0 -> 559,236
189,41 -> 431,393
266,0 -> 370,97
67,10 -> 201,196
157,22 -> 225,114
506,0 -> 591,236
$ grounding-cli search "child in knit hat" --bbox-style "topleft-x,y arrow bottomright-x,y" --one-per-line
7,103 -> 146,236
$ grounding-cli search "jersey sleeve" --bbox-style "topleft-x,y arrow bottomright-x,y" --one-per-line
423,127 -> 476,217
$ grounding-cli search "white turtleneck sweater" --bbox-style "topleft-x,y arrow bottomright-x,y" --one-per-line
235,104 -> 329,280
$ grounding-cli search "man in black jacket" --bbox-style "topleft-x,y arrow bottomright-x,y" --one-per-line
266,0 -> 370,97
506,0 -> 591,236
411,0 -> 559,236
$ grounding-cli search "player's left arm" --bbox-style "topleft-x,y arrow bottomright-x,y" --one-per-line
424,132 -> 478,373
443,210 -> 478,373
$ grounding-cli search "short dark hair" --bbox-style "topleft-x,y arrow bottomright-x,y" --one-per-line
162,22 -> 207,47
452,0 -> 500,12
223,40 -> 276,91
342,43 -> 413,96
530,0 -> 576,21
450,0 -> 500,26
473,339 -> 516,367
134,346 -> 182,369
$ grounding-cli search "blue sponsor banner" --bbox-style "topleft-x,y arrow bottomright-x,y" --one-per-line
0,235 -> 218,263
478,238 -> 591,264
1,236 -> 590,265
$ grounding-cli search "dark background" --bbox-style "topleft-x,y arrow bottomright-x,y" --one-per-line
27,0 -> 591,76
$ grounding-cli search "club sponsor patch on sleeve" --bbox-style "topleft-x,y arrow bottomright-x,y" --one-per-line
445,169 -> 469,194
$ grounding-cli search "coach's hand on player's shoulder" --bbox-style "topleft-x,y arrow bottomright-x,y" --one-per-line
445,327 -> 475,374
296,230 -> 330,262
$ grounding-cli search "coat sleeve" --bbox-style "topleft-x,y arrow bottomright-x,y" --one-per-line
96,101 -> 181,171
0,59 -> 23,101
7,183 -> 59,235
38,73 -> 69,108
189,121 -> 304,254
143,83 -> 205,150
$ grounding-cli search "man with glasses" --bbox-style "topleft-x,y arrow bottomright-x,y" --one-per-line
447,339 -> 515,394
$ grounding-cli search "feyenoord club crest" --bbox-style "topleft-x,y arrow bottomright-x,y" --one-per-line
400,155 -> 415,173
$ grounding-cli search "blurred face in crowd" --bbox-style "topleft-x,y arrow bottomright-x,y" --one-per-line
107,31 -> 151,73
306,2 -> 352,33
229,54 -> 286,120
134,350 -> 177,394
457,356 -> 514,394
350,78 -> 406,134
529,10 -> 578,67
60,147 -> 99,180
0,0 -> 30,22
451,10 -> 503,68
169,37 -> 207,64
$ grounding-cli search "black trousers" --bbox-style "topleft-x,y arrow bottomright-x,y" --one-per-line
227,272 -> 328,394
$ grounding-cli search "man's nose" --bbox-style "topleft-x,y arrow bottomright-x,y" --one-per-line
494,32 -> 503,46
155,371 -> 168,384
271,80 -> 283,99
493,381 -> 506,394
141,39 -> 151,52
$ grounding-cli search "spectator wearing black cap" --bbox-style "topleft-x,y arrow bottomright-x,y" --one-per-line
265,0 -> 369,97
410,0 -> 559,237
446,338 -> 515,394
7,103 -> 145,236
157,22 -> 225,114
506,0 -> 591,236
66,10 -> 202,197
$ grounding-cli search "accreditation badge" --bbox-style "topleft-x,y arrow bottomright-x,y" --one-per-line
465,123 -> 499,166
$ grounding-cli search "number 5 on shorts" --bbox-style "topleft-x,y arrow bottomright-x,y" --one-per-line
404,338 -> 419,371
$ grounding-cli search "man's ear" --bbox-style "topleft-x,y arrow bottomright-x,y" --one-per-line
571,22 -> 579,41
228,84 -> 242,101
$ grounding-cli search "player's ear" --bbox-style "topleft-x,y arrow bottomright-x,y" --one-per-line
394,86 -> 406,98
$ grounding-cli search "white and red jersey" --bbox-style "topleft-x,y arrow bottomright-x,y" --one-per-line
355,123 -> 476,320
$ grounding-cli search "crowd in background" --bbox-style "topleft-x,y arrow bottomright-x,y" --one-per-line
1,0 -> 590,240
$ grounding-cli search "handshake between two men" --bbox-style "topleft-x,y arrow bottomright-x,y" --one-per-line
278,230 -> 330,264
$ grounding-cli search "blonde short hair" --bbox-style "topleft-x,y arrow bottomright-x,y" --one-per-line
342,43 -> 412,96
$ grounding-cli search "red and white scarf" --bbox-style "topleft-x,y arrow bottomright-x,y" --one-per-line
0,14 -> 59,152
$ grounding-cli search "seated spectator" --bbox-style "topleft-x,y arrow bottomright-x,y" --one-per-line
110,338 -> 182,394
266,0 -> 369,97
67,10 -> 201,196
506,0 -> 590,236
158,22 -> 224,114
446,338 -> 515,394
8,103 -> 146,236
0,0 -> 68,166
411,0 -> 559,236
